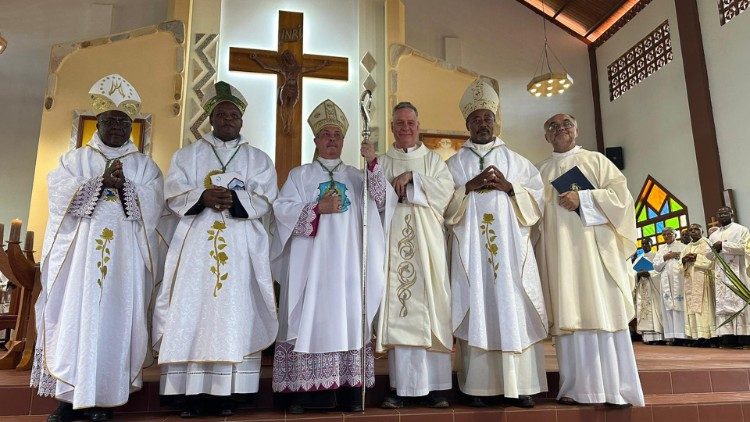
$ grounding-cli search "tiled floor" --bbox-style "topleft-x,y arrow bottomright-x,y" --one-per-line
2,341 -> 749,421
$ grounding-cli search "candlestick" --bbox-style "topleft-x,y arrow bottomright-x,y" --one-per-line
9,219 -> 21,242
24,231 -> 34,251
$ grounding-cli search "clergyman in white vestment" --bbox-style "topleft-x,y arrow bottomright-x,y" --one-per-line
30,75 -> 164,421
682,224 -> 716,344
376,102 -> 454,409
446,79 -> 548,409
633,238 -> 663,343
535,113 -> 644,407
707,207 -> 750,346
152,82 -> 278,417
652,227 -> 686,342
271,99 -> 395,414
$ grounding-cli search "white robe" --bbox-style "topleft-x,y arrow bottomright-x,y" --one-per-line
152,134 -> 278,395
30,134 -> 163,409
634,252 -> 663,342
535,146 -> 644,406
272,160 -> 395,354
708,223 -> 750,336
445,138 -> 548,397
682,238 -> 716,339
377,144 -> 454,396
653,241 -> 686,339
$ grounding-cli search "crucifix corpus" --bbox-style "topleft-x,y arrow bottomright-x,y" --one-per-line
229,11 -> 349,185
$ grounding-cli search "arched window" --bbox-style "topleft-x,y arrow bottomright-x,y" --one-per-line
635,175 -> 689,255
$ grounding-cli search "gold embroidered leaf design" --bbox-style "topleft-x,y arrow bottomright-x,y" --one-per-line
95,227 -> 115,288
208,219 -> 229,297
480,213 -> 500,280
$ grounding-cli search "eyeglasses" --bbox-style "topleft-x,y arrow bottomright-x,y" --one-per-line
99,118 -> 132,127
546,120 -> 575,132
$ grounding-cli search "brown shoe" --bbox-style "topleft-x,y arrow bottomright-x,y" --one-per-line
557,396 -> 579,406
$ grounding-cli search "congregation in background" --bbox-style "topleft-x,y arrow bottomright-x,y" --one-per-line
28,73 -> 750,422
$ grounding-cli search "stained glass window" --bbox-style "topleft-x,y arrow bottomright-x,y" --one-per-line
634,175 -> 689,255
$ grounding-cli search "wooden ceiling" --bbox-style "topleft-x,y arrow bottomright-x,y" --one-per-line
516,0 -> 649,46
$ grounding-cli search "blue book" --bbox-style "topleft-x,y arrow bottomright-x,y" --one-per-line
551,166 -> 595,215
633,257 -> 654,272
551,165 -> 595,194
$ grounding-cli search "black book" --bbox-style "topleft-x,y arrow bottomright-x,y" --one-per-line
551,165 -> 595,194
551,166 -> 595,215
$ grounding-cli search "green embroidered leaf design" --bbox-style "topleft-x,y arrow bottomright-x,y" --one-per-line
95,227 -> 114,288
209,219 -> 229,297
479,213 -> 500,280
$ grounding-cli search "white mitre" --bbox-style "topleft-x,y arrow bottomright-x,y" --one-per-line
459,78 -> 500,120
89,73 -> 142,118
308,99 -> 349,136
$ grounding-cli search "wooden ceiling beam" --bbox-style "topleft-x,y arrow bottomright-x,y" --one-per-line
514,0 -> 590,44
552,0 -> 576,18
584,0 -> 629,37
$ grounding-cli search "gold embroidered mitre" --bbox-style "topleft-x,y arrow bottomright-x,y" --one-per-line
89,74 -> 141,118
307,99 -> 349,136
202,81 -> 248,116
459,78 -> 500,120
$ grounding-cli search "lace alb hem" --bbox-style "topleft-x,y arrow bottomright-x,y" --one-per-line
293,203 -> 318,237
122,178 -> 141,221
30,347 -> 57,397
367,163 -> 387,210
68,176 -> 103,217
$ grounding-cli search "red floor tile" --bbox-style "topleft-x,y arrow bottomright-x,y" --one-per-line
671,370 -> 712,394
0,386 -> 32,416
650,405 -> 699,422
697,403 -> 743,422
28,392 -> 57,415
709,369 -> 750,393
604,406 -> 652,422
639,371 -> 673,394
505,409 -> 557,422
557,406 -> 605,422
454,408 -> 508,422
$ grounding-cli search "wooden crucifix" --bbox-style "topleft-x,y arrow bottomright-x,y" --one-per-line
229,11 -> 348,185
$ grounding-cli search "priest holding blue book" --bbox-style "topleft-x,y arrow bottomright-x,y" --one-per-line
633,237 -> 664,344
534,113 -> 644,407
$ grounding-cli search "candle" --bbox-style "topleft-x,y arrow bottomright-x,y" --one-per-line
24,231 -> 34,251
9,219 -> 21,242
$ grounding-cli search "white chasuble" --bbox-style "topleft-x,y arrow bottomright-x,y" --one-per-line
633,252 -> 663,340
31,134 -> 163,409
535,146 -> 637,335
681,239 -> 716,339
653,241 -> 686,311
376,145 -> 454,353
445,138 -> 548,353
272,160 -> 395,354
152,135 -> 278,392
653,241 -> 686,339
708,223 -> 750,335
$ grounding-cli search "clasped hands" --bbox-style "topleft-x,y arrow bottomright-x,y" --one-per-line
682,253 -> 697,264
201,187 -> 233,211
102,160 -> 124,190
465,166 -> 513,194
318,189 -> 342,214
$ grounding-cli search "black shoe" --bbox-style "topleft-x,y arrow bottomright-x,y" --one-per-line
381,395 -> 405,409
348,402 -> 364,412
288,403 -> 305,414
89,408 -> 112,421
557,396 -> 579,406
48,402 -> 83,422
605,402 -> 632,409
504,395 -> 534,408
421,393 -> 449,408
468,396 -> 487,407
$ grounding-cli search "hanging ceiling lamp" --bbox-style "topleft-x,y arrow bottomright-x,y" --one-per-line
527,1 -> 573,98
